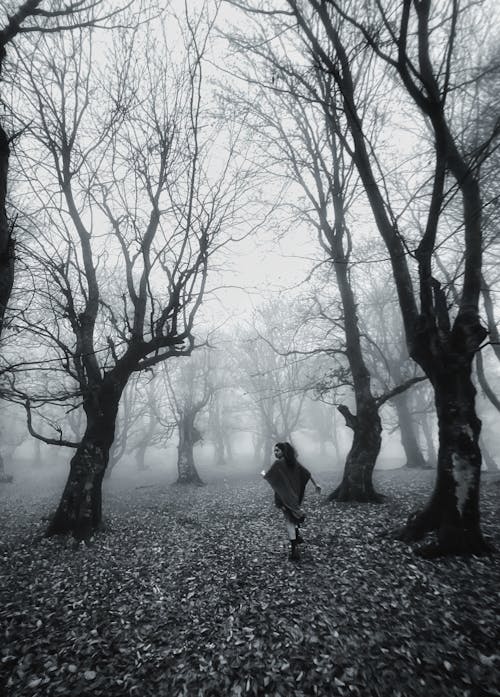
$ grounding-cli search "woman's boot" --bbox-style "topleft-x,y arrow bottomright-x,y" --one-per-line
289,539 -> 300,561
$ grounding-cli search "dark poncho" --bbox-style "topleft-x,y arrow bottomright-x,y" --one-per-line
264,459 -> 311,524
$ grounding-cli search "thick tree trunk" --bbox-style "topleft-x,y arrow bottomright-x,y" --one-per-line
0,125 -> 14,339
392,393 -> 428,469
329,400 -> 383,503
47,437 -> 109,539
46,381 -> 123,539
325,202 -> 383,502
397,355 -> 492,557
176,413 -> 203,485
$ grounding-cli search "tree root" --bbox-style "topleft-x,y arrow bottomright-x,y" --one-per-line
328,485 -> 385,504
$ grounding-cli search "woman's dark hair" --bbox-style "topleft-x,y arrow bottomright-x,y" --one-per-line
275,442 -> 299,467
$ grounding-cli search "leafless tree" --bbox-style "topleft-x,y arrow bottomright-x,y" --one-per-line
0,0 -> 135,340
226,0 -> 499,555
160,348 -> 214,485
5,4 -> 249,538
236,303 -> 310,462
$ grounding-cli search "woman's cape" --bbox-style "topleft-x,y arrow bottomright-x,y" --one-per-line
264,460 -> 311,523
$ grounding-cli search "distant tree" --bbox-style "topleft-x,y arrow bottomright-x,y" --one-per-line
359,277 -> 429,469
237,304 -> 309,463
161,350 -> 213,485
208,388 -> 235,466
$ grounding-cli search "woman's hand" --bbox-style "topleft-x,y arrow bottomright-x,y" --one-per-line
261,469 -> 267,477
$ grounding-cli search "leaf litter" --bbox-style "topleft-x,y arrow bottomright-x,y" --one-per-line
0,468 -> 499,696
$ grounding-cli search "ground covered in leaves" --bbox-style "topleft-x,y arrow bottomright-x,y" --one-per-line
1,466 -> 499,697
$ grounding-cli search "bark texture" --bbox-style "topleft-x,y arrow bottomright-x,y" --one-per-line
329,402 -> 383,502
398,317 -> 492,556
46,377 -> 124,539
0,126 -> 14,338
176,412 -> 203,485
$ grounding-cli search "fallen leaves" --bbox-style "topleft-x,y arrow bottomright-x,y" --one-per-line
0,468 -> 499,696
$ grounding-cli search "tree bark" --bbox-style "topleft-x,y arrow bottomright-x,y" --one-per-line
0,125 -> 14,339
46,377 -> 124,539
392,393 -> 428,469
176,412 -> 203,485
326,192 -> 383,502
329,400 -> 383,502
397,326 -> 492,556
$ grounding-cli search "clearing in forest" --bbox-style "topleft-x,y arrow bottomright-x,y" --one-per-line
0,468 -> 499,696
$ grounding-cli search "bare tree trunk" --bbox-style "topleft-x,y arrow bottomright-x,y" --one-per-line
0,452 -> 13,482
262,428 -> 275,463
46,427 -> 114,540
0,126 -> 14,338
135,414 -> 156,472
327,208 -> 383,502
46,376 -> 125,539
135,441 -> 148,471
392,393 -> 428,469
397,347 -> 491,557
329,400 -> 383,502
213,429 -> 227,466
224,433 -> 233,463
176,412 -> 203,485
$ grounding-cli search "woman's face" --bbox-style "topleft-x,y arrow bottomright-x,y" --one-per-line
274,446 -> 284,460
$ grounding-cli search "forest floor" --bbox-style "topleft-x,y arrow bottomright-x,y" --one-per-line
0,466 -> 499,697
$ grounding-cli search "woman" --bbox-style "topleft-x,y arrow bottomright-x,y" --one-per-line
262,442 -> 321,561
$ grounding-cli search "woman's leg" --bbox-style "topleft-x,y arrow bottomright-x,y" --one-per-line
284,517 -> 296,540
283,513 -> 300,560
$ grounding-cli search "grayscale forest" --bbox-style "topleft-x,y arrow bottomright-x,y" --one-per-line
0,1 -> 499,695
